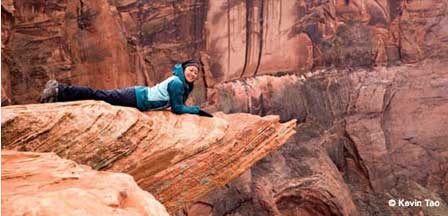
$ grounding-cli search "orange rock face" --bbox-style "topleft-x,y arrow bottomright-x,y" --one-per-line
1,0 -> 136,104
3,0 -> 447,104
206,1 -> 314,83
2,150 -> 168,216
1,101 -> 296,213
188,59 -> 448,216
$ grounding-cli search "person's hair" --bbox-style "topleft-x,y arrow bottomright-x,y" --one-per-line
181,59 -> 201,71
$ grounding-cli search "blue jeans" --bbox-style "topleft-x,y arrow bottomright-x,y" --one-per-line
57,84 -> 137,108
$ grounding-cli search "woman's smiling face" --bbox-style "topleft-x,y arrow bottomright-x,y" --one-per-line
184,65 -> 199,83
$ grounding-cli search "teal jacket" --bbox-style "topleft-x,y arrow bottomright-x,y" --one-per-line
134,64 -> 200,114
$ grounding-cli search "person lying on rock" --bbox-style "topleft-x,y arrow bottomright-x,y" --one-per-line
40,59 -> 213,117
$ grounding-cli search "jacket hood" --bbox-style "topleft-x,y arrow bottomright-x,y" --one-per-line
172,63 -> 186,84
172,63 -> 193,91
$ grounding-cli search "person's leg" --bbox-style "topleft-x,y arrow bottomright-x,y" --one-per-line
90,87 -> 137,107
58,84 -> 137,108
57,84 -> 95,102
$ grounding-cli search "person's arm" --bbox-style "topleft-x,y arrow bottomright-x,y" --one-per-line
168,79 -> 200,114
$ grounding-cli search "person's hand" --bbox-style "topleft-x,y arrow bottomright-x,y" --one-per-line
198,109 -> 213,118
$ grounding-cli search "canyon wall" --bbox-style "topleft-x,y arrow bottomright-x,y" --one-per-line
185,59 -> 448,216
3,0 -> 447,105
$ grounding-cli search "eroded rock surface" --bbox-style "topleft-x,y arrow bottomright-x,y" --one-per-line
181,59 -> 448,216
2,150 -> 168,216
3,0 -> 448,104
1,101 -> 296,213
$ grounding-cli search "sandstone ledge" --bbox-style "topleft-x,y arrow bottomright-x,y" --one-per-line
1,150 -> 168,216
1,101 -> 296,213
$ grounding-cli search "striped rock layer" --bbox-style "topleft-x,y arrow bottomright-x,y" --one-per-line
2,150 -> 169,216
1,101 -> 296,213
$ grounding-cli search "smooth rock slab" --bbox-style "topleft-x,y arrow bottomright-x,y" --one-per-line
1,150 -> 168,216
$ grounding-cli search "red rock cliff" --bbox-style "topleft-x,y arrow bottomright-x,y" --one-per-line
188,59 -> 448,216
3,0 -> 447,105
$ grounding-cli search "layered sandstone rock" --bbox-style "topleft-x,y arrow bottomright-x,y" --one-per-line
0,0 -> 207,104
1,86 -> 11,106
1,101 -> 296,213
1,0 -> 135,104
184,59 -> 448,215
2,150 -> 168,216
3,0 -> 447,105
1,0 -> 14,104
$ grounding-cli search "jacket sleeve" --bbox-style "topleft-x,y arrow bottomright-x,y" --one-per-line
167,79 -> 200,114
